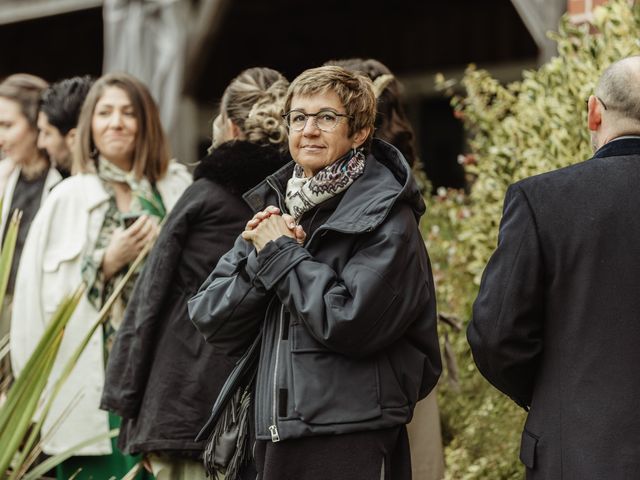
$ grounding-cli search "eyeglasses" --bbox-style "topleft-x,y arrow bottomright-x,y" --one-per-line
282,110 -> 352,132
586,96 -> 608,110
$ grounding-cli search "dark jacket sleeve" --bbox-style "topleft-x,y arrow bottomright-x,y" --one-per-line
188,235 -> 273,355
252,205 -> 435,358
467,184 -> 544,409
101,185 -> 201,418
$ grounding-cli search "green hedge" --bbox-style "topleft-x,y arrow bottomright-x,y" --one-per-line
424,1 -> 640,477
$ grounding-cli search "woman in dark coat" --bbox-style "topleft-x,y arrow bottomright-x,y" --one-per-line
100,67 -> 289,479
188,66 -> 441,480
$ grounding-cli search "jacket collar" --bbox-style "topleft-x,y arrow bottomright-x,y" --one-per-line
243,138 -> 425,234
193,141 -> 287,196
593,136 -> 640,159
79,174 -> 110,211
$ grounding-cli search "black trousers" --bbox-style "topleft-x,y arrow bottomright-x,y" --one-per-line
253,426 -> 411,480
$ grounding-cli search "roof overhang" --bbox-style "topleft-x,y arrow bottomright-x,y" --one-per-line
0,0 -> 103,25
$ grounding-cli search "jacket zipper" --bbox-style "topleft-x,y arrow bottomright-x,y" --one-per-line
266,178 -> 286,213
269,304 -> 285,442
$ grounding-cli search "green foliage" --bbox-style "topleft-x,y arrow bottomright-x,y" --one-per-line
137,190 -> 166,219
425,1 -> 640,477
21,429 -> 119,480
0,208 -> 19,397
1,221 -> 157,478
0,287 -> 84,477
0,210 -> 20,312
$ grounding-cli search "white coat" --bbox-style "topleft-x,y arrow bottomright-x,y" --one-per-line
10,162 -> 191,455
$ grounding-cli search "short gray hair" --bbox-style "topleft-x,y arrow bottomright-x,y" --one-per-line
596,56 -> 640,122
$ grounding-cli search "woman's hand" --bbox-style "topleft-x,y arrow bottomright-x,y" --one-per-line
102,215 -> 158,280
245,205 -> 281,231
242,214 -> 297,252
282,213 -> 307,245
243,206 -> 307,251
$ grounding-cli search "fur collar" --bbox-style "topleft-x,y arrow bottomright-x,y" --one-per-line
193,140 -> 287,196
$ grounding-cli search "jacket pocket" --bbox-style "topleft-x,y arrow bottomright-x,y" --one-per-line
519,428 -> 538,469
290,323 -> 381,424
43,241 -> 83,273
42,242 -> 83,314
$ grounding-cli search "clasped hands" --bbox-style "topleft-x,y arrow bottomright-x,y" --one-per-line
241,206 -> 306,252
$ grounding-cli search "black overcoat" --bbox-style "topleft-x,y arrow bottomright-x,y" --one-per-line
468,137 -> 640,479
100,141 -> 286,456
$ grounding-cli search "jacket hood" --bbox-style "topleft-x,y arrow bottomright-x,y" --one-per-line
243,138 -> 426,233
193,140 -> 287,196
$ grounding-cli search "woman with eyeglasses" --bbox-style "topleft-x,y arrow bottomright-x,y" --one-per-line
189,65 -> 441,480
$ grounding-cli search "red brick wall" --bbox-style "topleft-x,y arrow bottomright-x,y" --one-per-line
569,0 -> 630,22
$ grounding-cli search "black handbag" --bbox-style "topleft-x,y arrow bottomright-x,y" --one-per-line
197,332 -> 262,480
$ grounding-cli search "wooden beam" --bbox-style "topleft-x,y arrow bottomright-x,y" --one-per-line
183,0 -> 232,95
0,0 -> 103,25
510,0 -> 566,63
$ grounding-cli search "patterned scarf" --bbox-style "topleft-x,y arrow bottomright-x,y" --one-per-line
96,156 -> 156,216
91,157 -> 164,349
285,149 -> 365,220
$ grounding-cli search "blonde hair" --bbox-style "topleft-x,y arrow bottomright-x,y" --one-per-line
283,66 -> 376,147
325,58 -> 419,166
213,67 -> 289,150
0,74 -> 49,129
73,72 -> 170,183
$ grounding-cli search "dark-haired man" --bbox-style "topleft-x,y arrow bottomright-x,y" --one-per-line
469,55 -> 640,479
37,75 -> 93,176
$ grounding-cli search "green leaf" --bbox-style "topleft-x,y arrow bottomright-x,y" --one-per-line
0,210 -> 21,311
20,429 -> 119,480
137,191 -> 165,220
0,287 -> 84,476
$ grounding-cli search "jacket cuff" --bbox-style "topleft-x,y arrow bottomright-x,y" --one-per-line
253,237 -> 311,290
244,249 -> 260,279
99,396 -> 139,419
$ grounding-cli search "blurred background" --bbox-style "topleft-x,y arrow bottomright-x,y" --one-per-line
0,0 -> 602,190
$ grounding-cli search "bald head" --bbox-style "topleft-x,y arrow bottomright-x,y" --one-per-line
595,56 -> 640,123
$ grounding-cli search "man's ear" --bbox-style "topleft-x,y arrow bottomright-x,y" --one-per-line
587,95 -> 603,132
351,127 -> 371,149
64,128 -> 77,150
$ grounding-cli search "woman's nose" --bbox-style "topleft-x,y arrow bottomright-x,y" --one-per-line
302,117 -> 320,135
108,111 -> 124,128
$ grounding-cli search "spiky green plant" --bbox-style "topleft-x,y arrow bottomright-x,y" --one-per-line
0,210 -> 20,312
0,208 -> 20,398
0,287 -> 85,477
0,227 -> 158,478
426,1 -> 640,478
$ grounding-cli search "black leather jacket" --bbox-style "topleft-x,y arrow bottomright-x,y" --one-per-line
188,139 -> 441,443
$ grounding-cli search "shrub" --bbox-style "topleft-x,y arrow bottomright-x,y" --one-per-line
425,1 -> 640,477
